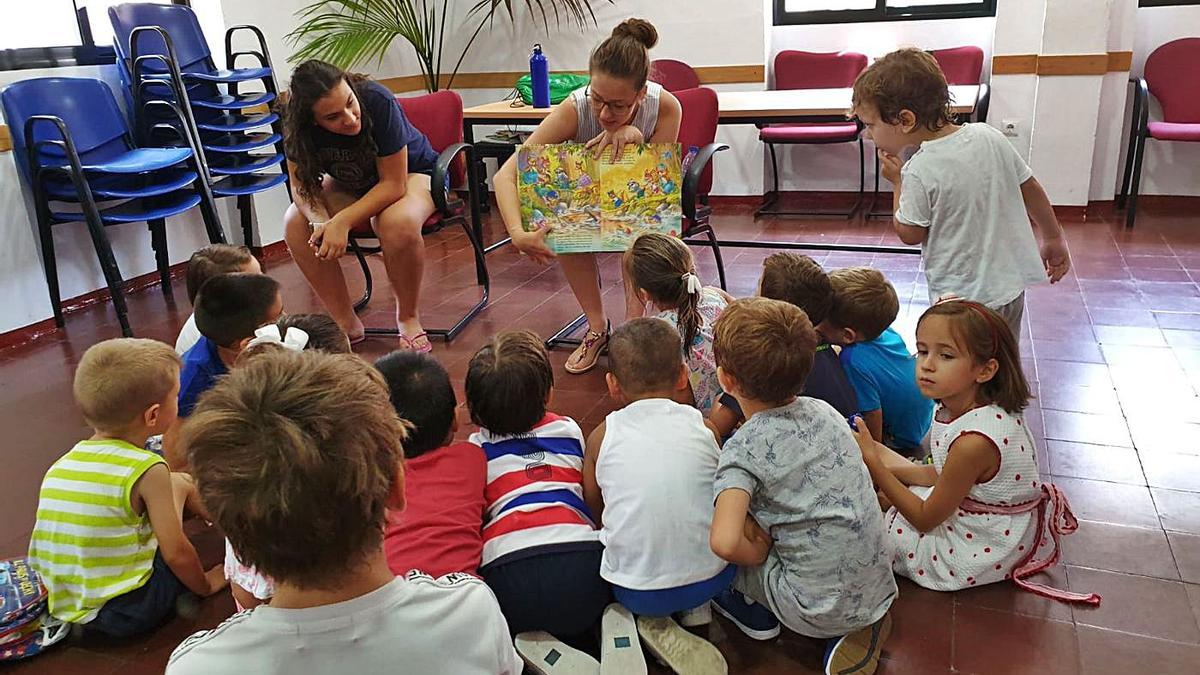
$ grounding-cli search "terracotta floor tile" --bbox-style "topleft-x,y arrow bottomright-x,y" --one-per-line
951,604 -> 1080,675
1060,520 -> 1179,580
1168,532 -> 1200,584
874,579 -> 952,673
1049,477 -> 1161,528
1155,312 -> 1200,331
953,566 -> 1074,622
1076,625 -> 1200,675
1035,360 -> 1113,389
1093,325 -> 1168,347
1068,567 -> 1200,643
1140,452 -> 1200,492
1125,417 -> 1200,456
1036,381 -> 1122,416
1153,488 -> 1200,535
1042,409 -> 1132,447
1045,440 -> 1145,485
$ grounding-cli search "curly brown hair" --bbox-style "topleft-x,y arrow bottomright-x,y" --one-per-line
852,48 -> 953,132
282,60 -> 377,204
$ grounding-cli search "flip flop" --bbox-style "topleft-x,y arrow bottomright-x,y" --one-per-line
398,331 -> 433,354
348,334 -> 366,346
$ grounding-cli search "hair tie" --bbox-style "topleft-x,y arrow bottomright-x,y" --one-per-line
247,325 -> 310,352
682,272 -> 701,295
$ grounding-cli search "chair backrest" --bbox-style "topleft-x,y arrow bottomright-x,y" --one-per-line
109,2 -> 212,72
1145,37 -> 1200,124
1,78 -> 130,183
773,50 -> 868,91
675,86 -> 719,197
651,59 -> 701,93
930,46 -> 984,86
396,89 -> 465,186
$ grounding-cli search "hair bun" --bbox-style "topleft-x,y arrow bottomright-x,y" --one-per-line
612,18 -> 658,49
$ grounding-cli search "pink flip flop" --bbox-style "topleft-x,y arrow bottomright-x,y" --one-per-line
398,331 -> 433,354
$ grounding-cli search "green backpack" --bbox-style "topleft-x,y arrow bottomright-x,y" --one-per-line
516,73 -> 590,105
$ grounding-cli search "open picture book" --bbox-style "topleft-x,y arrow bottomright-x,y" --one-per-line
517,142 -> 685,253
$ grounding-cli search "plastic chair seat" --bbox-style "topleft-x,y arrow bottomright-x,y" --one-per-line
211,172 -> 288,197
759,123 -> 860,143
190,92 -> 275,110
208,152 -> 285,176
76,147 -> 193,174
201,132 -> 282,153
50,191 -> 202,224
186,67 -> 272,83
195,112 -> 279,133
43,169 -> 198,200
1148,122 -> 1200,142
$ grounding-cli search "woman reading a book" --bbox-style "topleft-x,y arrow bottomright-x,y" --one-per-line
494,18 -> 682,374
281,60 -> 440,352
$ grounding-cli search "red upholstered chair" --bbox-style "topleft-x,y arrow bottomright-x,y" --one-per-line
348,89 -> 488,340
1119,37 -> 1200,229
759,50 -> 868,217
930,46 -> 989,122
677,86 -> 728,289
651,58 -> 701,92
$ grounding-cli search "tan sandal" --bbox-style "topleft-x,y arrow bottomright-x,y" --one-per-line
565,321 -> 609,374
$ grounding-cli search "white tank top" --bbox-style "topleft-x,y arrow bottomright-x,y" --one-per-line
571,81 -> 663,142
596,398 -> 728,590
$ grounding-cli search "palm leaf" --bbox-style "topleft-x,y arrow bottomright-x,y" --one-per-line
467,0 -> 612,29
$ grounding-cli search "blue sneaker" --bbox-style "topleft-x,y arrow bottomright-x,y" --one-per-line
823,611 -> 892,675
711,589 -> 780,640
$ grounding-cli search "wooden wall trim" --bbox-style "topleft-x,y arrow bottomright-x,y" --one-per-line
380,63 -> 764,94
993,51 -> 1134,77
0,125 -> 11,153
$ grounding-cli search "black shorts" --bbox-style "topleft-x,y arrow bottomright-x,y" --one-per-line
86,551 -> 188,638
482,542 -> 610,638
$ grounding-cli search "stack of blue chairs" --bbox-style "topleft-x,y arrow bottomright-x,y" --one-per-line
1,78 -> 225,337
108,2 -> 288,248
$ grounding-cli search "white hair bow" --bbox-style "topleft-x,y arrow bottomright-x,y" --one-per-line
247,324 -> 310,352
682,272 -> 702,295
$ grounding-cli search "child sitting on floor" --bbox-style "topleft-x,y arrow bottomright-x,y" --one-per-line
583,318 -> 730,673
170,350 -> 521,674
709,298 -> 896,675
852,300 -> 1099,605
376,351 -> 487,578
29,339 -> 226,638
819,267 -> 933,456
626,232 -> 733,422
465,332 -> 614,669
176,245 -> 261,355
852,48 -> 1070,340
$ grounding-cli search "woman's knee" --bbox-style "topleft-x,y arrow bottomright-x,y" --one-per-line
376,207 -> 427,250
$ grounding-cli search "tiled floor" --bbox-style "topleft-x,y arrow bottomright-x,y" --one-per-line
4,196 -> 1200,673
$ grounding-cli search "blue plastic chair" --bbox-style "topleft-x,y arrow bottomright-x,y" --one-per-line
108,3 -> 288,248
1,77 -> 224,337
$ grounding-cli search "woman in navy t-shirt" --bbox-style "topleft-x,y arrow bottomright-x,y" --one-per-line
282,60 -> 440,351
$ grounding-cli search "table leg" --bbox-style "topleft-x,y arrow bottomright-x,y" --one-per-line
466,143 -> 488,285
463,121 -> 490,214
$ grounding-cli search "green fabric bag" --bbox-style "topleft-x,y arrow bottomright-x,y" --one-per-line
516,73 -> 590,105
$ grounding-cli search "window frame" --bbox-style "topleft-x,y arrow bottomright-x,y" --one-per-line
773,0 -> 998,26
1139,1 -> 1200,8
1,0 -> 190,72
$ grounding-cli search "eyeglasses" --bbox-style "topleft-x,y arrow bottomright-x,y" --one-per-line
584,85 -> 636,116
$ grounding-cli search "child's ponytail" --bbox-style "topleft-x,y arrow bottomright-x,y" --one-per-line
626,233 -> 702,358
917,301 -> 1031,413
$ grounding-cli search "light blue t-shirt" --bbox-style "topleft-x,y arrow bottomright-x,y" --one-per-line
840,327 -> 934,449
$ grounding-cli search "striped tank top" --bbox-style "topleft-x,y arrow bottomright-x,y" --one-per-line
470,413 -> 599,568
28,439 -> 166,623
571,81 -> 663,142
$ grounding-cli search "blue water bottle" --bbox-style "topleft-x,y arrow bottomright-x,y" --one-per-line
530,43 -> 551,109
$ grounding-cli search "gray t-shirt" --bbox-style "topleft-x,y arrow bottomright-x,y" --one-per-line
714,397 -> 896,638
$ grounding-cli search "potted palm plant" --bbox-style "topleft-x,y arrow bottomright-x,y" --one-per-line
286,0 -> 613,93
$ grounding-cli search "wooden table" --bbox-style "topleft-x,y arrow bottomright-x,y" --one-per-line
463,85 -> 982,256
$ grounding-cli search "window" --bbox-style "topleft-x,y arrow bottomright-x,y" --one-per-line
1,1 -> 187,72
774,0 -> 997,25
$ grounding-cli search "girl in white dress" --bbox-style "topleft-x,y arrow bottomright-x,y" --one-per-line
853,300 -> 1099,605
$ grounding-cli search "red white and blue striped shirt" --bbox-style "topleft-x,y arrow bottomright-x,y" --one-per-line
470,413 -> 599,567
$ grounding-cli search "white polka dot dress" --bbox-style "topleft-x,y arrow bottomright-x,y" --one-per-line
888,404 -> 1042,590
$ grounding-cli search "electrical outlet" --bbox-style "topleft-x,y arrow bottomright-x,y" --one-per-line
1002,119 -> 1020,137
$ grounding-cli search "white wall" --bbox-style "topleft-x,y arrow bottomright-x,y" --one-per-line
768,15 -> 997,192
1119,3 -> 1200,197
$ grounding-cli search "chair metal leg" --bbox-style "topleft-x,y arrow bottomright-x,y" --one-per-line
704,226 -> 727,291
349,238 -> 374,313
237,194 -> 254,247
545,313 -> 589,350
1126,132 -> 1148,229
35,219 -> 64,328
755,142 -> 782,217
82,216 -> 133,337
1118,92 -> 1144,210
148,218 -> 171,294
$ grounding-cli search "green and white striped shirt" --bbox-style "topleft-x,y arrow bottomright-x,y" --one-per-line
28,439 -> 165,623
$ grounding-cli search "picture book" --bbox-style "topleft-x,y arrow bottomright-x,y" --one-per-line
518,142 -> 685,253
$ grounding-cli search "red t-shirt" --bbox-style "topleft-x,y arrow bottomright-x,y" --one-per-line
384,441 -> 487,578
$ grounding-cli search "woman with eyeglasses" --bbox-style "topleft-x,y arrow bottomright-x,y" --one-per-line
493,18 -> 682,374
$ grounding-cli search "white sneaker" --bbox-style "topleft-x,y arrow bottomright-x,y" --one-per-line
676,603 -> 712,628
600,603 -> 647,675
514,631 -> 600,675
636,615 -> 728,675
